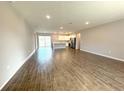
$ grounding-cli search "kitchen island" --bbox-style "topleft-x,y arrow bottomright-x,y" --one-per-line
52,41 -> 68,49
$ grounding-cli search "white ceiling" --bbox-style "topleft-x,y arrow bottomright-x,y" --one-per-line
10,1 -> 124,33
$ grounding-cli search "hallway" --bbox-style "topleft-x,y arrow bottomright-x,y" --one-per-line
2,48 -> 124,91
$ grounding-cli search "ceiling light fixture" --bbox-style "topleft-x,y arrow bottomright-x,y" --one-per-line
60,26 -> 63,30
85,21 -> 90,25
46,15 -> 51,19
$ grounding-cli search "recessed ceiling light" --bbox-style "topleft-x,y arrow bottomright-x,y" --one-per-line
85,21 -> 90,25
60,26 -> 63,30
46,15 -> 51,19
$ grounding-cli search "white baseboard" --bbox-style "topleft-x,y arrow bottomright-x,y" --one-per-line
0,49 -> 36,90
80,49 -> 124,62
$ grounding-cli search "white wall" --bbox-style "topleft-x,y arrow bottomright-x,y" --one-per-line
76,33 -> 80,49
0,2 -> 35,89
80,19 -> 124,61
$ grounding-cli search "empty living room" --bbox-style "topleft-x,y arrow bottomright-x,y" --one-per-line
0,0 -> 124,92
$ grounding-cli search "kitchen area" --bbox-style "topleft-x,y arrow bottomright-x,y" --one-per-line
36,32 -> 80,50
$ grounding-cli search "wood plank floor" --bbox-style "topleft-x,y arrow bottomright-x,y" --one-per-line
2,47 -> 124,91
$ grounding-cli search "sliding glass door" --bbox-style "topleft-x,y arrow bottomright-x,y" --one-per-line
38,36 -> 51,48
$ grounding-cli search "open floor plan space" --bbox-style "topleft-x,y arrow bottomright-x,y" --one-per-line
1,1 -> 124,91
2,48 -> 124,91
